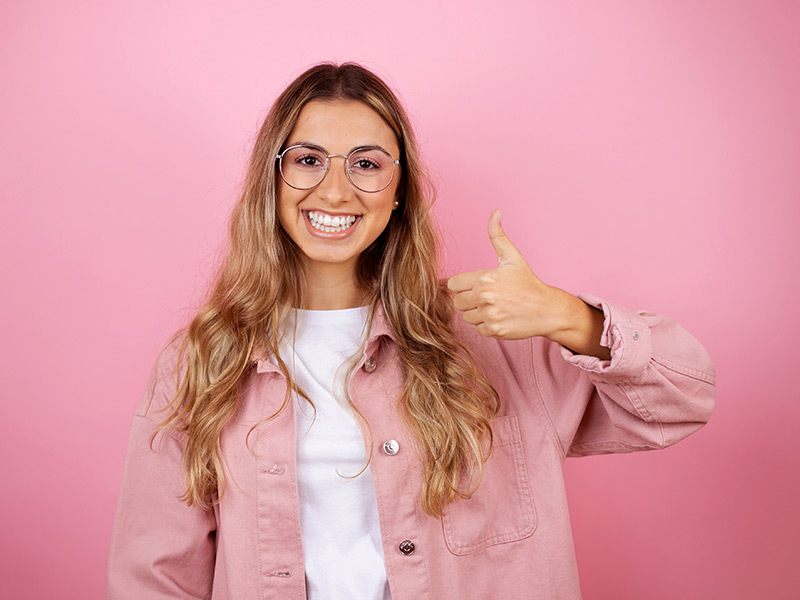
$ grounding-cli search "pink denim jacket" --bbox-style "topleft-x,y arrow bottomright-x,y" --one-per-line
107,295 -> 715,599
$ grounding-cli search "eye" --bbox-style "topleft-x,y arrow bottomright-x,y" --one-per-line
354,157 -> 379,170
283,146 -> 326,170
297,153 -> 324,167
349,149 -> 389,175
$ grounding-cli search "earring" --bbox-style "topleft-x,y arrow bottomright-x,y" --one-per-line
393,200 -> 399,209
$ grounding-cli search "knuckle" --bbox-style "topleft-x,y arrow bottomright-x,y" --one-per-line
478,291 -> 496,305
486,322 -> 504,337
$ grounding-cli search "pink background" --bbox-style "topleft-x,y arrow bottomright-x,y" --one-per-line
2,1 -> 798,598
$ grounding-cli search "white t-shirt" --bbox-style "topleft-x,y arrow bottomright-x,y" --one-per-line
279,307 -> 392,600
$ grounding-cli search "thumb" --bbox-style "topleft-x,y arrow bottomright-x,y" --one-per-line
488,209 -> 521,266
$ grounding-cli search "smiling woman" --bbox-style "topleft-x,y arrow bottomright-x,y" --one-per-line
276,100 -> 402,307
107,63 -> 715,600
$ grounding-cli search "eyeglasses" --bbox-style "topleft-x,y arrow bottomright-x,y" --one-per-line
277,144 -> 400,193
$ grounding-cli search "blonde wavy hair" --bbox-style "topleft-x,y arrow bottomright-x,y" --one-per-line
157,62 -> 499,518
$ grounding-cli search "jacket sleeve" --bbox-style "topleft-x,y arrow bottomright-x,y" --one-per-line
107,348 -> 217,599
529,294 -> 716,458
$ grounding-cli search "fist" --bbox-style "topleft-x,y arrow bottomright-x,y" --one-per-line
447,210 -> 572,340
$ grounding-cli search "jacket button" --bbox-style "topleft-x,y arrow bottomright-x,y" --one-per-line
364,357 -> 377,372
382,439 -> 400,455
399,540 -> 415,555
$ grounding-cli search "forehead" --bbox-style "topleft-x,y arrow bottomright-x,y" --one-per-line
287,99 -> 400,156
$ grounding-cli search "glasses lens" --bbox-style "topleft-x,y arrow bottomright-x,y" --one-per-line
348,148 -> 395,192
280,146 -> 327,189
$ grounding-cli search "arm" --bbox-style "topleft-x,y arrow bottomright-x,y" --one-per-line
448,210 -> 715,453
107,348 -> 217,599
533,295 -> 715,455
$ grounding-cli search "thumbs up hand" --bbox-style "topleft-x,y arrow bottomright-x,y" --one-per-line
447,210 -> 610,358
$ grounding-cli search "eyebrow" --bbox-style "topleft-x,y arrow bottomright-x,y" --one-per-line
286,141 -> 395,156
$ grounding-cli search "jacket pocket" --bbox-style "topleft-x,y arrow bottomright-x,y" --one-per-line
441,415 -> 537,555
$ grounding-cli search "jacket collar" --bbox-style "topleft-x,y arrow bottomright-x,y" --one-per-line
370,301 -> 395,341
253,301 -> 396,373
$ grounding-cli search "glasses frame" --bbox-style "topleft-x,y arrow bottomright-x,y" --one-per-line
276,144 -> 401,193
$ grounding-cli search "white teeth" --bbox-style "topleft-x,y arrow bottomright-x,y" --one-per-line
306,211 -> 357,233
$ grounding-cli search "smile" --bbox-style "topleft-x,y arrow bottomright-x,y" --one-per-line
305,210 -> 359,233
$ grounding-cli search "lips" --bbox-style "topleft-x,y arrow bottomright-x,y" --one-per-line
306,210 -> 358,232
303,210 -> 361,237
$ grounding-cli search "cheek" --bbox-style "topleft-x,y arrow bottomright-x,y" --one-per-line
275,186 -> 299,226
368,195 -> 398,238
275,193 -> 288,230
367,194 -> 397,224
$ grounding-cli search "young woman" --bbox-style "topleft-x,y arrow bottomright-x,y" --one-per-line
107,63 -> 715,599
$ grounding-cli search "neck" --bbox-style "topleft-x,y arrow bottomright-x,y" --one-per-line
301,262 -> 369,310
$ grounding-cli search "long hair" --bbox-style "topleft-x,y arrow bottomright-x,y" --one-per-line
157,63 -> 499,518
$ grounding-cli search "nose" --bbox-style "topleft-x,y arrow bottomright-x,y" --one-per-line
316,155 -> 354,206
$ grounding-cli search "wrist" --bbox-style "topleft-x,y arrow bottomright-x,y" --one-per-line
547,292 -> 610,360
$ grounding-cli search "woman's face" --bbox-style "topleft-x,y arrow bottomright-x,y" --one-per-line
276,99 -> 401,280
